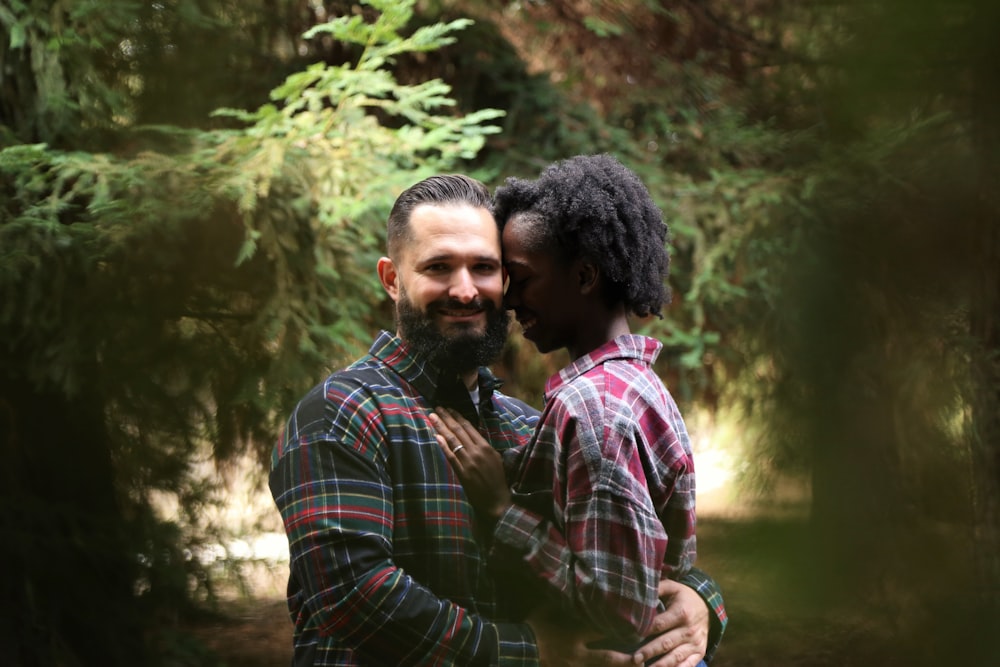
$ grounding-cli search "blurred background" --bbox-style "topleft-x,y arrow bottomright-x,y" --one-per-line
2,1 -> 998,664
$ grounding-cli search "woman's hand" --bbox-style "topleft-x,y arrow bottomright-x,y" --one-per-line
430,407 -> 512,522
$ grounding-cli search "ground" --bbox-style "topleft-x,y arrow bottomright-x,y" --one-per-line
187,596 -> 292,667
185,484 -> 963,666
183,514 -> 846,667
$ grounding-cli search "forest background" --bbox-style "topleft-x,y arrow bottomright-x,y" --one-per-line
2,0 -> 998,665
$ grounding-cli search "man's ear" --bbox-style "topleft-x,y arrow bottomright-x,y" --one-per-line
377,256 -> 400,302
577,260 -> 600,296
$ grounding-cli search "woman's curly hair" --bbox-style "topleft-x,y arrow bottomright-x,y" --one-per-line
494,154 -> 671,318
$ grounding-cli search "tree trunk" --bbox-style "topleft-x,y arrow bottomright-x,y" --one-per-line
0,377 -> 146,666
968,18 -> 1000,651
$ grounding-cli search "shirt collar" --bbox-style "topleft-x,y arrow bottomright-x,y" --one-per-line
544,334 -> 662,400
369,330 -> 504,416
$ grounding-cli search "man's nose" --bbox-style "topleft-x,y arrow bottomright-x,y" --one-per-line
449,268 -> 478,303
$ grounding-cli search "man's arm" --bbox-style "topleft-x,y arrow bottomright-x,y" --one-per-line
271,387 -> 537,666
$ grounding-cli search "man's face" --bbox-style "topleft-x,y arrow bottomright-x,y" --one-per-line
384,203 -> 509,370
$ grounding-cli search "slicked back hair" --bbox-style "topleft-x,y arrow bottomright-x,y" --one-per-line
386,174 -> 494,259
493,154 -> 671,317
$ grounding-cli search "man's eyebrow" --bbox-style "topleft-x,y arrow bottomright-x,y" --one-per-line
417,253 -> 451,263
466,253 -> 502,264
419,252 -> 500,264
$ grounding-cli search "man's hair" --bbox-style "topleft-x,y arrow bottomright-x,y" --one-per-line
493,153 -> 671,317
386,174 -> 494,259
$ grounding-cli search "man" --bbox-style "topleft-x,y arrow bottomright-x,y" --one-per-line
432,155 -> 726,666
270,173 -> 722,665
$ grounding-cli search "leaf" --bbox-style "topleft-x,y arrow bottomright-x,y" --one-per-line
9,22 -> 26,49
582,16 -> 624,38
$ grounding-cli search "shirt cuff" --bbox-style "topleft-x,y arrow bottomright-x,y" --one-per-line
494,621 -> 540,666
677,567 -> 728,662
492,500 -> 543,554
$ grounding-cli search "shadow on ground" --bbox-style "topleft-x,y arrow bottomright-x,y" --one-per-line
186,513 -> 993,666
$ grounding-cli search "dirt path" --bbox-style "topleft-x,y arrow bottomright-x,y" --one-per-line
188,597 -> 292,667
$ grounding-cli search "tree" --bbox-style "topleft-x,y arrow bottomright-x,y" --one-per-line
0,1 -> 501,662
741,1 -> 1000,661
443,3 -> 999,660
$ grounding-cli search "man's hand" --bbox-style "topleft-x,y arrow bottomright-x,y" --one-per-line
630,579 -> 709,667
527,582 -> 709,667
527,605 -> 634,667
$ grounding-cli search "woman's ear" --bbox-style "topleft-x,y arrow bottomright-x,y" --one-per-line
377,256 -> 400,301
577,259 -> 600,296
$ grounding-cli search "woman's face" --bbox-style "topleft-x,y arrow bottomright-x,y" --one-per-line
501,215 -> 585,355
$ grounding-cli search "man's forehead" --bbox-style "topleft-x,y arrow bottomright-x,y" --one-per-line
410,201 -> 492,223
408,204 -> 500,247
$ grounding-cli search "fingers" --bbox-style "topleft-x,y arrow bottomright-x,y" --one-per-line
431,408 -> 489,454
582,647 -> 637,667
429,413 -> 464,473
430,408 -> 486,471
676,653 -> 704,667
446,407 -> 482,442
430,411 -> 463,449
434,432 -> 463,474
645,605 -> 685,636
645,647 -> 701,667
631,625 -> 704,667
658,577 -> 683,599
635,634 -> 700,667
430,409 -> 462,449
652,579 -> 707,638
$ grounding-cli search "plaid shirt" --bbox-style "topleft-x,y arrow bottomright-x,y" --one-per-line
493,335 -> 706,642
270,331 -> 540,666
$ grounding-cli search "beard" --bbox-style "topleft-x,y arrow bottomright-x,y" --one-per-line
396,289 -> 510,373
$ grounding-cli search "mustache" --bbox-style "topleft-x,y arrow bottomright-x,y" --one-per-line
431,297 -> 490,312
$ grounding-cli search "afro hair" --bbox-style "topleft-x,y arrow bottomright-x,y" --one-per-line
494,154 -> 671,317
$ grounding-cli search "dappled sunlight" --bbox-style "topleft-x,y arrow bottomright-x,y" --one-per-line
686,405 -> 811,519
694,446 -> 737,495
148,450 -> 289,600
687,406 -> 747,517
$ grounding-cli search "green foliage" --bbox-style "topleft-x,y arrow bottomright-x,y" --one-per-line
452,8 -> 999,657
0,0 -> 145,145
4,0 -> 998,663
2,0 -> 505,444
714,3 -> 999,659
1,1 -> 504,662
449,1 -> 800,401
581,16 -> 624,38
